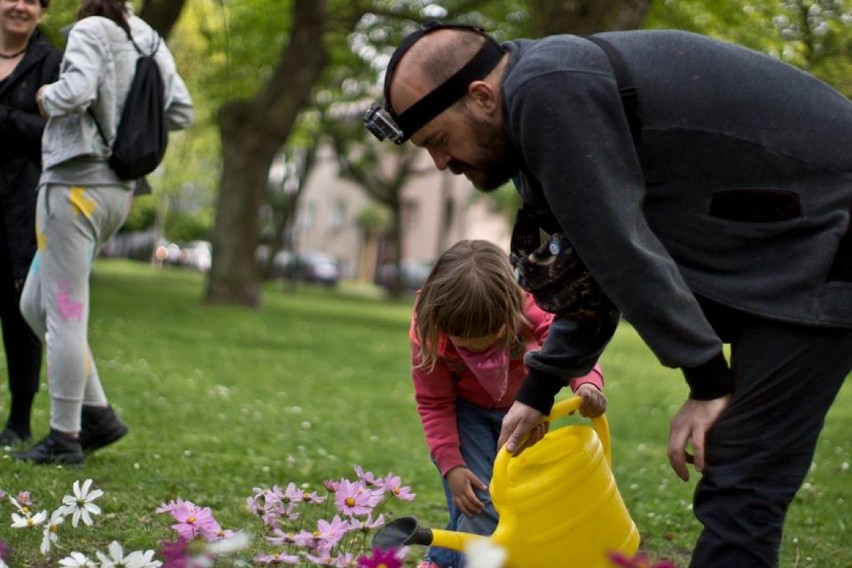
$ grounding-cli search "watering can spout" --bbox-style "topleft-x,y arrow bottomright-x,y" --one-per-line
372,517 -> 485,553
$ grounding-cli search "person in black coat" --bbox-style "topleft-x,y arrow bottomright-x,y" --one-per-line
368,24 -> 852,568
0,0 -> 61,446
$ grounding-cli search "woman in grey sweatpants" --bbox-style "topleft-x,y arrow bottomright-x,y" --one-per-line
14,0 -> 193,465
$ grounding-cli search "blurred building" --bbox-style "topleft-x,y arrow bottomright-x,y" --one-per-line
289,145 -> 511,281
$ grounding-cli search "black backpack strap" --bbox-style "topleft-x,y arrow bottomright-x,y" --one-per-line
88,28 -> 161,147
585,35 -> 642,145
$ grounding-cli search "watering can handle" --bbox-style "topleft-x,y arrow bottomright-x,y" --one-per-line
546,396 -> 611,466
496,396 -> 611,466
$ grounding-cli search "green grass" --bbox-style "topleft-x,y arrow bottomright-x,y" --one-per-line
0,260 -> 849,567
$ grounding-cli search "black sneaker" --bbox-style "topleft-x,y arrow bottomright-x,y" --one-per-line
0,427 -> 31,447
80,405 -> 128,453
12,430 -> 84,465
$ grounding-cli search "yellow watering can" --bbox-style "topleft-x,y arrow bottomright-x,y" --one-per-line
373,396 -> 640,567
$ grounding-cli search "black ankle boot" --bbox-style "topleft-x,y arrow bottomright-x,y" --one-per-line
12,429 -> 84,465
80,405 -> 128,453
0,425 -> 31,447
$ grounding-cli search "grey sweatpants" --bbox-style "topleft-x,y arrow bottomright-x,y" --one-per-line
20,184 -> 132,434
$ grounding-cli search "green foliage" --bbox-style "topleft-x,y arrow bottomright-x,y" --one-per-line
356,204 -> 391,234
646,0 -> 852,95
121,195 -> 159,233
0,261 -> 849,566
166,208 -> 214,242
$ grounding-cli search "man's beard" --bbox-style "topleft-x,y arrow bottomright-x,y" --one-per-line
449,112 -> 519,192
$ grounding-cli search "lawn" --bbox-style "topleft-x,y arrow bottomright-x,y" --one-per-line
0,260 -> 849,567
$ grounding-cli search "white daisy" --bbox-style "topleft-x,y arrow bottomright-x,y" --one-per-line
58,551 -> 97,567
11,509 -> 47,529
40,509 -> 65,554
8,495 -> 29,515
96,541 -> 163,568
125,549 -> 163,568
59,479 -> 104,528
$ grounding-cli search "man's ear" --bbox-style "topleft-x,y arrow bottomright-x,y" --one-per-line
468,80 -> 499,114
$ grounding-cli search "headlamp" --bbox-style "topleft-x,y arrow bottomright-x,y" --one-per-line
363,21 -> 504,144
363,103 -> 405,144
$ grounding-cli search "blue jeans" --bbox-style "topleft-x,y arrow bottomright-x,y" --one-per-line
427,399 -> 504,568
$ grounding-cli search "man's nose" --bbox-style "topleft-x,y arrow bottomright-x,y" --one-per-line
427,148 -> 451,171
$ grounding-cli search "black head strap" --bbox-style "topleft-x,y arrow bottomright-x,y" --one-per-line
383,21 -> 504,142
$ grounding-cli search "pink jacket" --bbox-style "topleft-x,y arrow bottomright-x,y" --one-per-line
410,294 -> 604,476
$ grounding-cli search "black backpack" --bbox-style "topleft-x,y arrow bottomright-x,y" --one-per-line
92,30 -> 167,180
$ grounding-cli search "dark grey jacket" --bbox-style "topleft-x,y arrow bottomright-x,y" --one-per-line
0,29 -> 61,281
503,30 -> 852,409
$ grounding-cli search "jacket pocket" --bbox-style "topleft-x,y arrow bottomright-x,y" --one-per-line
827,206 -> 852,283
709,189 -> 801,222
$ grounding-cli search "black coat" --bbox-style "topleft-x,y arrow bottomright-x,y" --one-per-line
0,28 -> 61,281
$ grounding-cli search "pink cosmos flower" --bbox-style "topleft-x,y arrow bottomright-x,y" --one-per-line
283,483 -> 304,505
378,474 -> 416,502
608,551 -> 676,568
158,537 -> 190,568
156,497 -> 191,514
354,465 -> 379,485
334,480 -> 374,516
170,502 -> 219,541
292,530 -> 319,549
305,550 -> 354,567
15,491 -> 31,506
302,490 -> 326,505
265,528 -> 297,547
358,547 -> 403,568
315,515 -> 350,550
350,513 -> 386,533
254,551 -> 301,565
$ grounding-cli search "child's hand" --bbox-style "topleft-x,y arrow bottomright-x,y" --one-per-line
576,383 -> 607,418
446,466 -> 487,517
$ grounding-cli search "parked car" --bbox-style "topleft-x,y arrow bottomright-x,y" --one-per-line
287,251 -> 341,286
375,260 -> 434,292
256,246 -> 341,286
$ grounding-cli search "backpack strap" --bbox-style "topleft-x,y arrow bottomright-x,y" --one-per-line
584,35 -> 642,145
88,28 -> 161,147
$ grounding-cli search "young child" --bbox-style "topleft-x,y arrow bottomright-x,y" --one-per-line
410,240 -> 606,568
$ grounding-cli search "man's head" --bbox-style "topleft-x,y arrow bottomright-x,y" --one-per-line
364,23 -> 520,191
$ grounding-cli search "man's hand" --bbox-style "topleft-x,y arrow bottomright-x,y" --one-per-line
497,401 -> 546,454
575,383 -> 607,418
446,466 -> 487,517
667,396 -> 730,481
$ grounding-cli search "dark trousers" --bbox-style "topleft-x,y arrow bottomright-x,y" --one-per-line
690,301 -> 852,568
0,218 -> 42,434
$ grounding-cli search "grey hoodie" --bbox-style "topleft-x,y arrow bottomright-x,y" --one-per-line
39,7 -> 193,175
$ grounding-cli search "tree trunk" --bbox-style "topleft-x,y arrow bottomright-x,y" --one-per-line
205,0 -> 329,306
140,0 -> 188,38
205,102 -> 277,306
527,0 -> 652,36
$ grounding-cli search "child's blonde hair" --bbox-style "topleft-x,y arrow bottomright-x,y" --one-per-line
414,240 -> 527,370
